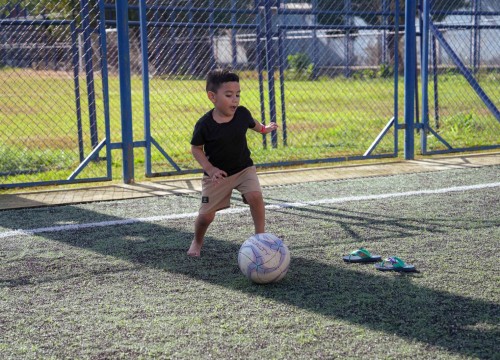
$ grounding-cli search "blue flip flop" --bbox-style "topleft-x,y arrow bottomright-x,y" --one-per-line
375,256 -> 417,272
343,248 -> 382,263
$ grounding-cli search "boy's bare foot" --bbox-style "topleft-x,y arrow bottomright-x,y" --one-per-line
187,239 -> 203,257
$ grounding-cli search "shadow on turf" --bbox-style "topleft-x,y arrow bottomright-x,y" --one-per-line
1,205 -> 498,359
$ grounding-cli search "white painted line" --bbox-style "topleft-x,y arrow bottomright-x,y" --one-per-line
1,182 -> 499,239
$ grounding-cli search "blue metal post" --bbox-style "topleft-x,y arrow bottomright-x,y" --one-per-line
139,0 -> 152,176
116,0 -> 135,183
393,0 -> 400,156
169,1 -> 178,74
231,0 -> 238,69
264,0 -> 278,148
255,0 -> 267,148
188,0 -> 195,74
431,34 -> 439,129
209,0 -> 216,70
473,0 -> 480,73
344,0 -> 352,78
79,0 -> 98,149
382,0 -> 388,64
420,0 -> 430,153
98,0 -> 113,179
404,0 -> 416,160
70,20 -> 84,162
278,27 -> 287,146
311,0 -> 318,80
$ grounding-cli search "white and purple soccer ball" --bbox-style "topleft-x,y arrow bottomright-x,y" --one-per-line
238,233 -> 290,284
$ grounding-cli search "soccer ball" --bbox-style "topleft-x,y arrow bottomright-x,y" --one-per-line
238,233 -> 290,284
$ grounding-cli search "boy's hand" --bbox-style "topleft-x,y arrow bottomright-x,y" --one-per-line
208,167 -> 227,183
262,122 -> 278,134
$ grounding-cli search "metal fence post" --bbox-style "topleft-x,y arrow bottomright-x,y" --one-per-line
420,0 -> 430,154
404,0 -> 416,160
116,0 -> 135,183
79,0 -> 99,150
264,0 -> 278,148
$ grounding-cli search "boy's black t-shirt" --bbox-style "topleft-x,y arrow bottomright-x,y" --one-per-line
191,106 -> 256,176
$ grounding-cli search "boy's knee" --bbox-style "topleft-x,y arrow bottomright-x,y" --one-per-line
243,191 -> 263,206
197,212 -> 215,227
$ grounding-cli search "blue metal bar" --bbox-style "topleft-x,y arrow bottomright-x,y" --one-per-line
432,24 -> 499,30
364,117 -> 395,157
255,0 -> 267,149
473,0 -> 481,73
0,19 -> 73,25
67,139 -> 107,180
382,0 -> 388,64
79,0 -> 99,150
278,24 -> 399,31
344,0 -> 352,78
209,0 -> 216,70
98,0 -> 113,179
70,20 -> 84,163
150,153 -> 398,178
116,0 -> 135,183
188,0 -> 195,74
111,4 -> 257,15
231,0 -> 238,69
311,0 -> 318,80
421,144 -> 499,156
139,0 -> 152,176
1,177 -> 111,190
431,34 -> 440,129
420,0 -> 430,154
278,27 -> 287,147
426,126 -> 452,150
264,0 -> 278,148
151,138 -> 182,172
393,0 -> 400,156
169,1 -> 178,74
110,20 -> 259,30
430,10 -> 500,16
276,9 -> 396,16
404,0 -> 416,160
430,22 -> 500,123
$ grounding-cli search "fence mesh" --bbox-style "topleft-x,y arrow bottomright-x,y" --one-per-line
0,1 -> 110,186
142,0 -> 402,175
1,0 -> 499,188
424,0 -> 500,152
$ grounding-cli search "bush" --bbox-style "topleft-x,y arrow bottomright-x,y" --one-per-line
287,53 -> 314,80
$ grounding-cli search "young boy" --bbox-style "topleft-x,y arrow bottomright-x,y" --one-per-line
187,69 -> 278,257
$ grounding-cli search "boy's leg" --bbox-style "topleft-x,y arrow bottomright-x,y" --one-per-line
188,174 -> 232,257
242,191 -> 265,234
188,211 -> 215,257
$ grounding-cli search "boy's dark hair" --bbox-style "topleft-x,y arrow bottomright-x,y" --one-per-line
206,69 -> 239,93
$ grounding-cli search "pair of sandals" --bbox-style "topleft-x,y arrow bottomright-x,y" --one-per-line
343,248 -> 417,273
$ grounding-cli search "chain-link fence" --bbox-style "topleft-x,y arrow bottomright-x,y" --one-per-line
422,0 -> 500,153
135,0 -> 403,177
1,0 -> 499,188
1,0 -> 112,188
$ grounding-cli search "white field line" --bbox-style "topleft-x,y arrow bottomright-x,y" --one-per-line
1,182 -> 499,239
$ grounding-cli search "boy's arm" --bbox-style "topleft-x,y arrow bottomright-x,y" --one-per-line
252,119 -> 278,134
191,145 -> 227,180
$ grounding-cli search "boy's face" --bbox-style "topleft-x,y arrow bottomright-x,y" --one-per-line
208,81 -> 240,118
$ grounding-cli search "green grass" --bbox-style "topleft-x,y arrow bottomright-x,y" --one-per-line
1,166 -> 499,359
0,69 -> 499,185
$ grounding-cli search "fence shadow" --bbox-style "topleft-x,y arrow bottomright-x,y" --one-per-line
1,205 -> 498,359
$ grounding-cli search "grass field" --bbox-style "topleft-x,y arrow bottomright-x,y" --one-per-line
1,68 -> 499,185
1,165 -> 499,359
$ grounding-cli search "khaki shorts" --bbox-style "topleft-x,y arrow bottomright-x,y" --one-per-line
199,166 -> 262,214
